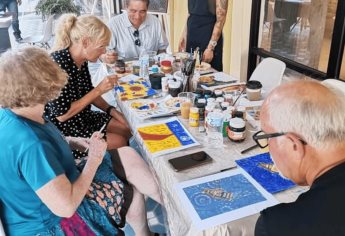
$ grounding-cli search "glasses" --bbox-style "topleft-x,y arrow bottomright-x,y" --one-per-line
133,30 -> 141,47
252,130 -> 307,148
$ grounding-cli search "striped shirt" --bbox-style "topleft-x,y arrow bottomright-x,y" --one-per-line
108,11 -> 169,59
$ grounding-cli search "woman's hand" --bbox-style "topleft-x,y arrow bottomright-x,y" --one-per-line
95,74 -> 118,94
87,132 -> 107,166
202,48 -> 214,63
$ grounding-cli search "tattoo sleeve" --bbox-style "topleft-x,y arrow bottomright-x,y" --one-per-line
209,0 -> 228,46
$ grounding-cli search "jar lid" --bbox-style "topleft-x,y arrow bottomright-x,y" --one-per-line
161,60 -> 172,67
233,111 -> 244,118
246,80 -> 262,89
198,98 -> 206,104
168,81 -> 181,88
221,102 -> 230,107
214,90 -> 223,95
207,97 -> 216,103
190,107 -> 199,113
230,117 -> 246,128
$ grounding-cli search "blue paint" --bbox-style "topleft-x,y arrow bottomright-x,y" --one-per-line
183,174 -> 266,220
236,152 -> 296,193
166,120 -> 195,146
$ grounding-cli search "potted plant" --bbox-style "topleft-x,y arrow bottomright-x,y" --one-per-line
35,0 -> 81,20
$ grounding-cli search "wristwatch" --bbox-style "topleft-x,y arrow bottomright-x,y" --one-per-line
209,40 -> 217,49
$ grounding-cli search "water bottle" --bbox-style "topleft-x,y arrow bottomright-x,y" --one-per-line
139,54 -> 149,78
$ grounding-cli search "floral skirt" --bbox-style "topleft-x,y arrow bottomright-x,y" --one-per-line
35,149 -> 133,236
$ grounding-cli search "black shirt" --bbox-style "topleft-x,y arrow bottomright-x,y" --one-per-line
255,161 -> 345,236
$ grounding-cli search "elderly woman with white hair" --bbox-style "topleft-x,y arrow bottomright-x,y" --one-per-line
0,47 -> 162,236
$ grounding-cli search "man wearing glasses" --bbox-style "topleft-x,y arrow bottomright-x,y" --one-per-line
106,0 -> 168,60
254,80 -> 345,236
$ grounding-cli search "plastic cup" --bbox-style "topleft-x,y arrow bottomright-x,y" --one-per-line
178,92 -> 195,119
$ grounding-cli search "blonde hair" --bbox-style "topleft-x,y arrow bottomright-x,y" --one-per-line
53,14 -> 111,51
0,47 -> 67,108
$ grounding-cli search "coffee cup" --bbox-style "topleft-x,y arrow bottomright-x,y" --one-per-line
149,73 -> 164,89
246,80 -> 262,101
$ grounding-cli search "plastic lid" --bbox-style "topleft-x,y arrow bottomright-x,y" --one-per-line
229,117 -> 246,128
246,80 -> 262,89
161,60 -> 172,67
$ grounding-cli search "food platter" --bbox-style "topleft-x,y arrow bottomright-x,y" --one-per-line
195,62 -> 211,71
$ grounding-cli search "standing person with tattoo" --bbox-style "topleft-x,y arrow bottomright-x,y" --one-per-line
178,0 -> 228,72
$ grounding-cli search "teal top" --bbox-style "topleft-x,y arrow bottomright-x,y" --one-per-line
0,109 -> 79,235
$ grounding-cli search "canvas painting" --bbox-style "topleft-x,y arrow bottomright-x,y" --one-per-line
236,152 -> 296,193
176,169 -> 278,230
116,79 -> 156,101
137,118 -> 199,157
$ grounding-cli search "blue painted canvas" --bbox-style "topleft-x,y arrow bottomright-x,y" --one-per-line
236,152 -> 296,193
182,174 -> 266,220
166,120 -> 195,146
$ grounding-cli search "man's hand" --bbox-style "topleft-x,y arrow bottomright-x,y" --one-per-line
202,48 -> 214,63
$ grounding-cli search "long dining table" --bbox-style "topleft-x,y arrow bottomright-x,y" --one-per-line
114,77 -> 307,236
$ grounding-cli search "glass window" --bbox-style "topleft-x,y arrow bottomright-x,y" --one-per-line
260,0 -> 338,73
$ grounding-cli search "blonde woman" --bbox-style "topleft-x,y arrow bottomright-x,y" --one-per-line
45,14 -> 131,159
0,47 -> 162,236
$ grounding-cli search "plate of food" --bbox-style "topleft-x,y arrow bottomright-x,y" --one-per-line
198,75 -> 215,86
164,97 -> 183,109
195,62 -> 211,71
130,99 -> 157,112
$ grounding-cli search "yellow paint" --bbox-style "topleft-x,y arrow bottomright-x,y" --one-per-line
138,124 -> 182,153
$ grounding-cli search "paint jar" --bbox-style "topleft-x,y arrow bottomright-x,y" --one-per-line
189,107 -> 199,127
227,117 -> 246,142
246,80 -> 262,101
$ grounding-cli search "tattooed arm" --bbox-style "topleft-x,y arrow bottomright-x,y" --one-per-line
203,0 -> 228,63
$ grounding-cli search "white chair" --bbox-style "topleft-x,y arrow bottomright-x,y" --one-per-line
322,79 -> 345,95
20,14 -> 54,49
249,57 -> 286,97
0,218 -> 5,236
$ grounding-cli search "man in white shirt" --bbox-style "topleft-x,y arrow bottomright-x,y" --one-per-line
107,0 -> 168,60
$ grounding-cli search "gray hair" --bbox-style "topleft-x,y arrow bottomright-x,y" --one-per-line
126,0 -> 150,8
266,80 -> 345,149
0,47 -> 67,108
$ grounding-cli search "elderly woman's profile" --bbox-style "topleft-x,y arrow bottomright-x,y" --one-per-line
0,47 -> 162,236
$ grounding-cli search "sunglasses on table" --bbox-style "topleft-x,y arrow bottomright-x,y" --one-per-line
252,130 -> 307,148
133,29 -> 141,46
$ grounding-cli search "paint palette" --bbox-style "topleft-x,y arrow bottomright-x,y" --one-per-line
164,97 -> 183,109
130,99 -> 157,112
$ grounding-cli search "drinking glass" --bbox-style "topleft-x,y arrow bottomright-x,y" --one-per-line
178,92 -> 195,119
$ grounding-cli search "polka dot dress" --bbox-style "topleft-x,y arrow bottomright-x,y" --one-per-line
45,48 -> 111,158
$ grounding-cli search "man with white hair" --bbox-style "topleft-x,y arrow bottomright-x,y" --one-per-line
254,80 -> 345,236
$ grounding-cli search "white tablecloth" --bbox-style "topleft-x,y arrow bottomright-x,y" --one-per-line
116,94 -> 307,236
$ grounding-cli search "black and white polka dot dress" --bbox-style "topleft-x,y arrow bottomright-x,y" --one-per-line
45,48 -> 111,158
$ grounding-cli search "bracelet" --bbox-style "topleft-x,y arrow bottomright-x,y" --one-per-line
106,106 -> 115,115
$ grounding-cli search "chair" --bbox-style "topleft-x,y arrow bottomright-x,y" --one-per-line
321,79 -> 345,95
249,57 -> 286,97
20,14 -> 54,49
